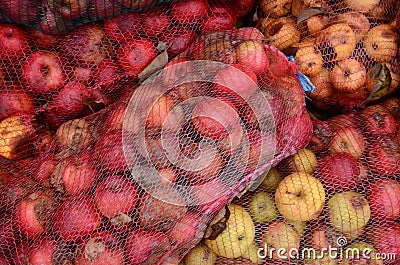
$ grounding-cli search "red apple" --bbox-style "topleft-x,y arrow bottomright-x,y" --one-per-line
0,24 -> 30,59
32,155 -> 56,182
328,126 -> 365,159
53,195 -> 102,242
48,0 -> 89,19
92,59 -> 121,91
26,239 -> 71,265
142,8 -> 170,38
1,0 -> 39,24
53,81 -> 91,118
50,155 -> 97,195
360,105 -> 397,136
236,40 -> 269,74
74,231 -> 124,265
104,12 -> 142,44
117,38 -> 157,78
94,131 -> 129,173
94,174 -> 139,220
201,5 -> 235,32
22,51 -> 65,95
367,136 -> 400,176
368,178 -> 400,221
315,152 -> 360,191
327,113 -> 358,131
366,222 -> 400,264
191,97 -> 241,141
88,0 -> 122,20
16,192 -> 54,238
170,0 -> 209,25
125,229 -> 170,265
25,27 -> 59,49
232,27 -> 266,42
213,63 -> 258,107
61,23 -> 111,66
169,212 -> 204,245
159,27 -> 197,58
0,88 -> 34,120
234,0 -> 256,18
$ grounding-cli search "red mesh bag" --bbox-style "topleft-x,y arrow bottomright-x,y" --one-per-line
256,0 -> 400,113
0,0 -> 257,35
0,4 -> 313,262
186,97 -> 400,265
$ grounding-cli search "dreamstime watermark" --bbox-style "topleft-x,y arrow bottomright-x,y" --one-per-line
257,237 -> 396,261
121,60 -> 278,206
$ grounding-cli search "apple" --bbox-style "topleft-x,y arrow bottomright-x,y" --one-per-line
61,23 -> 111,66
367,178 -> 400,221
341,242 -> 383,265
328,126 -> 365,160
197,41 -> 236,64
367,136 -> 400,176
170,0 -> 209,25
364,24 -> 398,62
139,190 -> 187,232
159,27 -> 197,58
94,174 -> 138,220
275,172 -> 325,222
281,148 -> 318,174
117,38 -> 157,78
87,0 -> 122,20
16,192 -> 54,238
366,222 -> 400,265
168,212 -> 205,245
1,0 -> 39,24
0,24 -> 30,59
26,239 -> 72,265
74,231 -> 124,265
201,5 -> 235,32
125,229 -> 170,264
141,8 -> 170,38
53,81 -> 91,118
236,40 -> 269,74
91,59 -> 121,91
184,244 -> 217,265
0,88 -> 34,120
328,191 -> 370,234
53,195 -> 102,242
25,27 -> 59,49
262,221 -> 300,261
381,97 -> 400,119
205,204 -> 255,258
360,105 -> 397,137
104,12 -> 142,43
259,0 -> 291,18
249,191 -> 278,223
94,131 -> 129,173
261,167 -> 282,190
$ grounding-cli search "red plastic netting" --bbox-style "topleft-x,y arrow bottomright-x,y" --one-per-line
186,98 -> 400,265
0,3 -> 312,263
256,0 -> 400,113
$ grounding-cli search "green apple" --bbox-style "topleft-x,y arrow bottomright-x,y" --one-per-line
241,243 -> 263,264
287,220 -> 307,237
261,167 -> 282,190
275,172 -> 325,221
249,191 -> 278,223
184,244 -> 217,265
328,191 -> 370,234
205,204 -> 255,258
285,148 -> 318,174
341,242 -> 383,265
262,221 -> 300,260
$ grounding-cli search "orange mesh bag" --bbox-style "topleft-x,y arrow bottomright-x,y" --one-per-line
256,0 -> 400,113
0,17 -> 313,265
185,97 -> 400,265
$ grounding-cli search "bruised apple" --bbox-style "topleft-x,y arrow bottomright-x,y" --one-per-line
0,88 -> 34,120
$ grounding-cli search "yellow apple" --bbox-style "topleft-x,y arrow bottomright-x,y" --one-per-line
205,204 -> 255,258
295,46 -> 324,77
184,244 -> 217,265
249,191 -> 278,223
284,148 -> 318,174
241,243 -> 263,264
275,172 -> 325,221
364,24 -> 399,62
261,167 -> 282,190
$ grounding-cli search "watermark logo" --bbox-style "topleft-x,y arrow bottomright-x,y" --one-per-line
122,60 -> 277,206
257,237 -> 396,262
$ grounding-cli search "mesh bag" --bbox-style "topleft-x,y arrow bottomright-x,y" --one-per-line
256,0 -> 400,113
184,97 -> 400,265
0,0 -> 256,35
0,6 -> 313,262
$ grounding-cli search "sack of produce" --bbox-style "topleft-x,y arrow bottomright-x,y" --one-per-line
187,97 -> 400,265
0,16 -> 313,264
